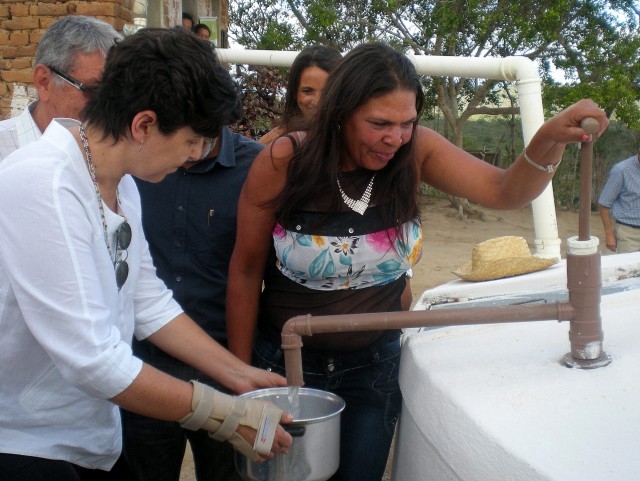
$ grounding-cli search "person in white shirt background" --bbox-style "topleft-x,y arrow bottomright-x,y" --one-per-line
0,15 -> 119,161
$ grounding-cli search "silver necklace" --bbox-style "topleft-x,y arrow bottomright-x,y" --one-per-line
79,125 -> 123,262
337,173 -> 376,215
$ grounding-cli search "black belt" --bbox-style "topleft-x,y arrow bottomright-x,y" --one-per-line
616,220 -> 640,229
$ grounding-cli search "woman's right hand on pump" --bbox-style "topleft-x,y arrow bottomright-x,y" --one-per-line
535,99 -> 608,145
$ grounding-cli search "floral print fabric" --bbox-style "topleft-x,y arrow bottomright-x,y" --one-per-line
273,218 -> 422,290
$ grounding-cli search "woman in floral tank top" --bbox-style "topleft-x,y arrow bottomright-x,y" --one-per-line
227,41 -> 608,481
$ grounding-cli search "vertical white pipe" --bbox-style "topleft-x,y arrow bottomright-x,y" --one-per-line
217,49 -> 561,258
515,75 -> 562,259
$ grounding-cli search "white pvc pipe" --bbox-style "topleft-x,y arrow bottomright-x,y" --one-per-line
513,67 -> 562,259
217,49 -> 303,66
218,49 -> 561,258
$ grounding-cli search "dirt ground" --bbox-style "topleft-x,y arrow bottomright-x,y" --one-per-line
179,196 -> 606,480
410,195 -> 607,300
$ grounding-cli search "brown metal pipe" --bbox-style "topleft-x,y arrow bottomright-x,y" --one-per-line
562,117 -> 611,368
578,117 -> 600,241
282,302 -> 575,386
566,251 -> 603,360
578,143 -> 593,241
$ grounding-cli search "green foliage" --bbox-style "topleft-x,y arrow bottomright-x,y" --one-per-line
258,23 -> 297,50
229,0 -> 640,207
229,0 -> 640,142
231,66 -> 285,139
540,1 -> 640,128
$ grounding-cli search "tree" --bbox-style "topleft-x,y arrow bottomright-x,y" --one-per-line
230,0 -> 640,214
233,65 -> 285,139
541,4 -> 640,125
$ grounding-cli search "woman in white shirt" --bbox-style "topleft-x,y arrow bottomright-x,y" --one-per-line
0,28 -> 291,480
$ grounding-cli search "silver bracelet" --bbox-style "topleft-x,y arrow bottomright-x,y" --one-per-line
523,149 -> 561,173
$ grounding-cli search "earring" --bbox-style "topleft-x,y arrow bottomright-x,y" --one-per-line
138,138 -> 144,152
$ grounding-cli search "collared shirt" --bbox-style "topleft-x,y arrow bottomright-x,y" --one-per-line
134,127 -> 262,355
0,102 -> 42,161
0,119 -> 182,469
598,155 -> 640,227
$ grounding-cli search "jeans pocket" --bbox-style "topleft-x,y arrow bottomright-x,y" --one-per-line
371,353 -> 400,394
252,339 -> 285,375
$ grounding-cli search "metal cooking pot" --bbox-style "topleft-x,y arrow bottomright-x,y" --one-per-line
235,387 -> 345,481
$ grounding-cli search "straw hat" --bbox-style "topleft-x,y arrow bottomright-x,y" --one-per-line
453,236 -> 558,282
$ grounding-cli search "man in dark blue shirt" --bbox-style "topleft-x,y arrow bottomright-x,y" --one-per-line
123,124 -> 263,481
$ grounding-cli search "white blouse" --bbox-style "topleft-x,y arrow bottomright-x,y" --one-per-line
0,119 -> 183,469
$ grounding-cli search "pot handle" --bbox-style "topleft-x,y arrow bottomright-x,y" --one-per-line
283,425 -> 306,437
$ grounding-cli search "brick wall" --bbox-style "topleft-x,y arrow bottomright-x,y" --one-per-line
0,0 -> 228,120
0,1 -> 133,120
218,0 -> 227,29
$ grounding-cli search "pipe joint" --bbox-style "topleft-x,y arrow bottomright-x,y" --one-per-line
567,236 -> 599,256
555,301 -> 575,322
501,56 -> 539,83
280,333 -> 303,350
281,314 -> 313,337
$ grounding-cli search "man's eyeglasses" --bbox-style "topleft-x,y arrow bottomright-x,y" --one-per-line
48,66 -> 96,95
200,137 -> 218,160
114,221 -> 132,291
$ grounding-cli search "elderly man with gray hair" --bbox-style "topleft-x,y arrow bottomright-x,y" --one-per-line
0,15 -> 120,160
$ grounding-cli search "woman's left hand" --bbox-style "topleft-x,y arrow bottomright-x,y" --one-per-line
232,365 -> 288,394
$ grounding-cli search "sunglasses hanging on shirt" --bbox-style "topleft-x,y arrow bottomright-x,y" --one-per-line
79,125 -> 132,291
114,221 -> 132,290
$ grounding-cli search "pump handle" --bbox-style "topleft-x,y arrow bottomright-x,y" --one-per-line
581,117 -> 599,135
578,117 -> 599,241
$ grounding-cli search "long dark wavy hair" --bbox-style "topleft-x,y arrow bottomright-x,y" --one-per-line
281,45 -> 342,126
274,42 -> 425,234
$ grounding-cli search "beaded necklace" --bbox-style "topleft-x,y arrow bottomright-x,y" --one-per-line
337,173 -> 376,215
78,125 -> 124,262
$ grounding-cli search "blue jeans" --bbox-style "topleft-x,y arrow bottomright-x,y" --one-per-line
122,361 -> 240,481
253,330 -> 402,481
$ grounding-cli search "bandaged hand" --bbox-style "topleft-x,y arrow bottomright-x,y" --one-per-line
179,380 -> 288,461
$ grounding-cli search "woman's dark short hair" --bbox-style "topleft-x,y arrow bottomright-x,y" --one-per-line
282,45 -> 342,124
82,28 -> 241,142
